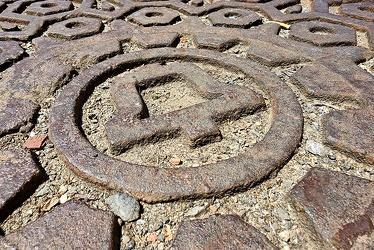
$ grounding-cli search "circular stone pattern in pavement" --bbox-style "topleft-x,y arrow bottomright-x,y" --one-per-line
50,47 -> 303,202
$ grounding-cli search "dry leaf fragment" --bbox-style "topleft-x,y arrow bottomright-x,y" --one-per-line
266,21 -> 291,29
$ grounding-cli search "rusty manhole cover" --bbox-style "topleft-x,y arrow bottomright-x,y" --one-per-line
0,0 -> 373,248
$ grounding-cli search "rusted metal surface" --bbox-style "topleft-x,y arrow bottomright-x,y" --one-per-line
49,48 -> 303,202
0,201 -> 120,249
0,150 -> 46,222
290,168 -> 374,249
172,214 -> 278,249
0,0 -> 372,248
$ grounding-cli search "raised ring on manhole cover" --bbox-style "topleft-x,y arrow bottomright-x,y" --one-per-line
50,48 -> 303,202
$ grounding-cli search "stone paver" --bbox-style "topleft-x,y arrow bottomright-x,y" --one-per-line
0,150 -> 46,222
0,200 -> 120,249
290,168 -> 374,250
171,214 -> 278,250
0,0 -> 372,248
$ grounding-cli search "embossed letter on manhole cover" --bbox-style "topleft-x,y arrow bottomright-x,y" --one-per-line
50,48 -> 303,202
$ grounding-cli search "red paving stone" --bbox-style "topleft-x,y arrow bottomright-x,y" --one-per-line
171,214 -> 278,250
290,168 -> 374,250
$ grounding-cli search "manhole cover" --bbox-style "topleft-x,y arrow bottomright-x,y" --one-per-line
50,48 -> 303,202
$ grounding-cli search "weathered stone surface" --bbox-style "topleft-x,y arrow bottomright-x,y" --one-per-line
2,201 -> 120,249
0,41 -> 24,69
128,7 -> 181,26
47,17 -> 103,40
0,98 -> 39,136
2,31 -> 123,101
340,2 -> 374,22
246,40 -> 305,66
0,240 -> 16,250
325,109 -> 374,164
292,64 -> 362,102
24,0 -> 73,16
171,214 -> 278,250
0,150 -> 46,221
289,21 -> 357,46
290,168 -> 374,250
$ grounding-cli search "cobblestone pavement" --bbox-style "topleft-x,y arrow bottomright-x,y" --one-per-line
0,0 -> 373,249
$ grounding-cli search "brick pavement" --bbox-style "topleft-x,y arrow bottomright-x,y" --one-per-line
0,0 -> 373,249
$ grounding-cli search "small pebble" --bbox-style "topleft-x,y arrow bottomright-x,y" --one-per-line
36,185 -> 50,197
279,230 -> 290,242
277,208 -> 290,221
150,221 -> 163,232
271,222 -> 279,231
147,232 -> 157,243
59,193 -> 68,204
281,245 -> 290,250
169,157 -> 182,165
209,205 -> 218,213
122,235 -> 131,244
328,154 -> 336,160
185,205 -> 206,217
105,193 -> 140,222
58,185 -> 68,194
136,219 -> 146,225
158,233 -> 165,242
306,140 -> 326,156
124,240 -> 135,250
340,165 -> 352,171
